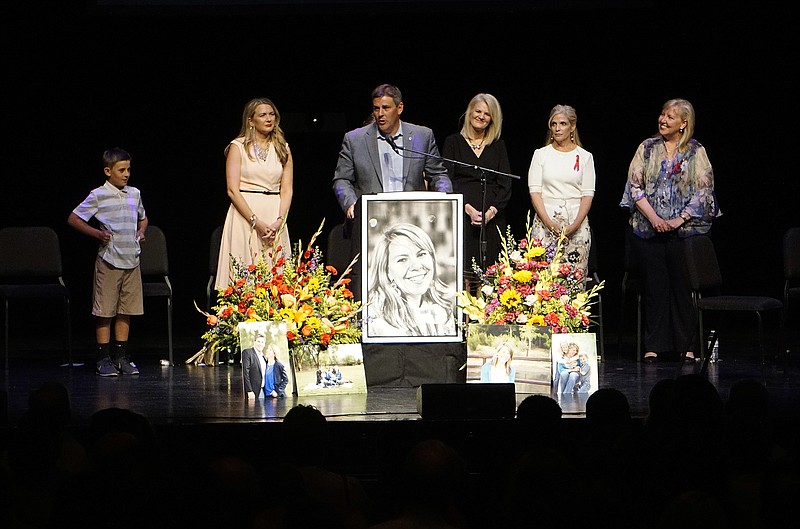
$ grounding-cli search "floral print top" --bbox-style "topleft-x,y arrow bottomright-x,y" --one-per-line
620,136 -> 719,239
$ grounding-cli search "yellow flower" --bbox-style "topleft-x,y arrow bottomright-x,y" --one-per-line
527,314 -> 545,326
279,307 -> 296,321
525,246 -> 546,259
298,287 -> 313,301
512,269 -> 533,283
307,277 -> 320,293
500,289 -> 521,308
572,291 -> 588,308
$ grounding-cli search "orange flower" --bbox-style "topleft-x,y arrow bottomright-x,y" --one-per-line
301,325 -> 313,337
326,265 -> 337,275
207,315 -> 218,326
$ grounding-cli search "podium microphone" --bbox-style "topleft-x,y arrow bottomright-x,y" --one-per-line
384,134 -> 401,154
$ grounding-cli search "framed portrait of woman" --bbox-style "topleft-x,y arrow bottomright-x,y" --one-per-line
361,192 -> 463,343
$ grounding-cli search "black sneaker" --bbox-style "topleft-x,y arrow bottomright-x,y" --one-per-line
115,356 -> 140,375
97,356 -> 119,377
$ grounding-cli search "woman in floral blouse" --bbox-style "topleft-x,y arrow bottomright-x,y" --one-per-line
620,98 -> 720,364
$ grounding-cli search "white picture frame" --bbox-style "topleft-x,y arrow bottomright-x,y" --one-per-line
361,192 -> 463,343
551,333 -> 599,397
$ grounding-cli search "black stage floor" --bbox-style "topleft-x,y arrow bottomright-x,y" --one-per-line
3,337 -> 799,428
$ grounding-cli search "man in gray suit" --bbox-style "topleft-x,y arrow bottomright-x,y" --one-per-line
332,84 -> 452,300
333,84 -> 451,218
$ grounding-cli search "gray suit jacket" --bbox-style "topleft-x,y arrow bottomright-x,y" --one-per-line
332,121 -> 452,212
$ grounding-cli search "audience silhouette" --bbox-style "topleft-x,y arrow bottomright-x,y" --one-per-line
2,375 -> 796,529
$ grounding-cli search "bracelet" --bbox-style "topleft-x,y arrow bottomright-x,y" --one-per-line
249,214 -> 257,229
680,211 -> 691,221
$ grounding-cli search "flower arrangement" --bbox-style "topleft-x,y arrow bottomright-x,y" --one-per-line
457,212 -> 603,334
191,220 -> 362,365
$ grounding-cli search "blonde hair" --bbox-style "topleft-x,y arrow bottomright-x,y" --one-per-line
660,98 -> 696,152
227,97 -> 289,165
492,341 -> 515,376
460,93 -> 503,145
545,104 -> 582,147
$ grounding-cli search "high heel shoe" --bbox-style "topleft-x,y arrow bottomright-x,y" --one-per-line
683,353 -> 696,365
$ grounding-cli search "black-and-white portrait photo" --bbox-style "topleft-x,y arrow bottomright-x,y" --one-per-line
361,192 -> 463,343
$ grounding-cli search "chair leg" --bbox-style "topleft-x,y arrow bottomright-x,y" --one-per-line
64,297 -> 73,367
167,297 -> 174,367
3,298 -> 8,371
698,309 -> 706,361
756,311 -> 765,365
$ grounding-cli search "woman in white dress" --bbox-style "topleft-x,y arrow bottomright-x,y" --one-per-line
527,104 -> 596,285
215,97 -> 293,289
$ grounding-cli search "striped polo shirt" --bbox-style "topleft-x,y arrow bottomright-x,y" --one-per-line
72,180 -> 146,269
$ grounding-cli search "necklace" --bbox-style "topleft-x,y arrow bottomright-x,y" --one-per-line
467,136 -> 485,150
253,140 -> 269,162
664,140 -> 678,158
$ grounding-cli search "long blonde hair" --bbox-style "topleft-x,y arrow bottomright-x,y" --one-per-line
492,341 -> 515,376
227,97 -> 289,165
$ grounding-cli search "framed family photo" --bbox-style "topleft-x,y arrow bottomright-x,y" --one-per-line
361,192 -> 463,343
551,333 -> 599,396
294,343 -> 368,396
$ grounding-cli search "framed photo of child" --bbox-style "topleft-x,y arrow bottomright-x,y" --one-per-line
466,324 -> 553,394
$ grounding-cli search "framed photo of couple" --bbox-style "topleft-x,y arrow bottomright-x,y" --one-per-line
361,192 -> 463,343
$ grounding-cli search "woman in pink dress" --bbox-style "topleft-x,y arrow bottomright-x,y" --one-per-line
215,97 -> 293,289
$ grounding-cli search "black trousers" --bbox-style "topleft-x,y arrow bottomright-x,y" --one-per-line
632,233 -> 699,354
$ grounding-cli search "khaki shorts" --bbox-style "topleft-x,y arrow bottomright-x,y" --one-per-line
92,256 -> 144,317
